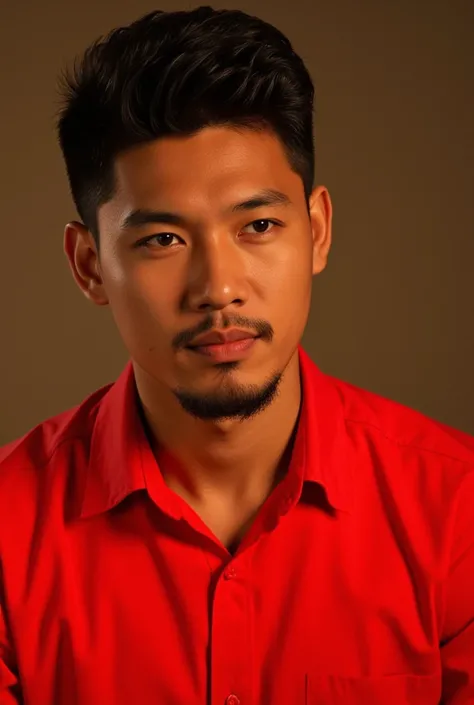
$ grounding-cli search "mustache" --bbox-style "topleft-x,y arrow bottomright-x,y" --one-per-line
172,315 -> 274,349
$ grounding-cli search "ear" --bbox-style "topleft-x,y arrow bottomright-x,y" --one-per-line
63,221 -> 109,306
308,186 -> 333,276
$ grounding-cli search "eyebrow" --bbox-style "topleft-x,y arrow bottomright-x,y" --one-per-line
120,188 -> 292,230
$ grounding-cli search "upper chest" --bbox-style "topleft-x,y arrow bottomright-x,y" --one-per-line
5,493 -> 443,705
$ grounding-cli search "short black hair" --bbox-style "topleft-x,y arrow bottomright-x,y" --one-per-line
56,6 -> 315,247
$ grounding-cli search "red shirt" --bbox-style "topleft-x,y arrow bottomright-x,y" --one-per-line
1,346 -> 473,705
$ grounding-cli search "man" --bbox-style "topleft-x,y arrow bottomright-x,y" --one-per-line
0,6 -> 473,704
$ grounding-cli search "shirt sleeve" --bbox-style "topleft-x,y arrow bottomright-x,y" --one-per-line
0,601 -> 20,704
440,470 -> 474,704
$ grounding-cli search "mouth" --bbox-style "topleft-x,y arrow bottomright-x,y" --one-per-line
187,336 -> 259,362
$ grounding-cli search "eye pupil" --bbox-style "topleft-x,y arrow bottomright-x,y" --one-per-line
157,233 -> 174,246
253,220 -> 269,233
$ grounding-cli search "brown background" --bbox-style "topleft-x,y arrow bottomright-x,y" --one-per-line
1,0 -> 473,445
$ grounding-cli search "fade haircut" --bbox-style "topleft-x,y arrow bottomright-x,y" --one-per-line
56,6 -> 315,247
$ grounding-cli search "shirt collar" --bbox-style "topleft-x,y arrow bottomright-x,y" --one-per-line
297,345 -> 354,513
80,345 -> 354,519
80,361 -> 148,518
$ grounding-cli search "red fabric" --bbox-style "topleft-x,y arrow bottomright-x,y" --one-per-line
1,345 -> 473,705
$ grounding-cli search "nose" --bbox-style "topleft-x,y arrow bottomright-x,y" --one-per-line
185,234 -> 249,313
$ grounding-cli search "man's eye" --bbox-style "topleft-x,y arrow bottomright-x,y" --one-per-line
137,219 -> 280,248
241,219 -> 278,235
139,233 -> 180,248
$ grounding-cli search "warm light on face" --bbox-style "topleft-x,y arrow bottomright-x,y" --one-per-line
82,125 -> 331,420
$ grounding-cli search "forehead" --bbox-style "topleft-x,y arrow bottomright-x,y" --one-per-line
110,126 -> 303,212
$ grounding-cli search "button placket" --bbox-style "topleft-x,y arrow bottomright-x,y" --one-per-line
211,555 -> 252,705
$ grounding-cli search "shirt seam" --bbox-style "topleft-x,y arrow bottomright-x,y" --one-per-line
345,417 -> 474,469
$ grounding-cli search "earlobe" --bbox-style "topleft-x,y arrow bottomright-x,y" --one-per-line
63,221 -> 109,306
309,186 -> 333,276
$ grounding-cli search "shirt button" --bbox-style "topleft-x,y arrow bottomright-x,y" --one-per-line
224,566 -> 237,580
226,695 -> 240,705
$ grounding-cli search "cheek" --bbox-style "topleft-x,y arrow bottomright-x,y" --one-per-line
102,254 -> 170,311
264,245 -> 313,339
265,240 -> 313,299
101,259 -> 174,352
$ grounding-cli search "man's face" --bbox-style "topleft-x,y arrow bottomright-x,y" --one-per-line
66,126 -> 332,421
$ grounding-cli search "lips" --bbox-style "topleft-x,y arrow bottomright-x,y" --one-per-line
188,329 -> 257,348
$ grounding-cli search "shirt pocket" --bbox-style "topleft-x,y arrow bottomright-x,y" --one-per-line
307,672 -> 441,705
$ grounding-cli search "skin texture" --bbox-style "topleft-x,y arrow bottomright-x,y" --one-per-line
64,125 -> 332,546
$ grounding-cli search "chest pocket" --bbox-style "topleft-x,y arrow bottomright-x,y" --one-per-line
307,673 -> 441,704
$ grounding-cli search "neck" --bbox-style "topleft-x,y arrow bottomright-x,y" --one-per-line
134,350 -> 302,505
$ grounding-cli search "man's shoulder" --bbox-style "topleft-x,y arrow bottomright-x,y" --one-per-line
327,372 -> 474,468
0,380 -> 114,480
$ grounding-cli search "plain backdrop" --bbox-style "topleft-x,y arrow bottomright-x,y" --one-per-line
1,0 -> 473,444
